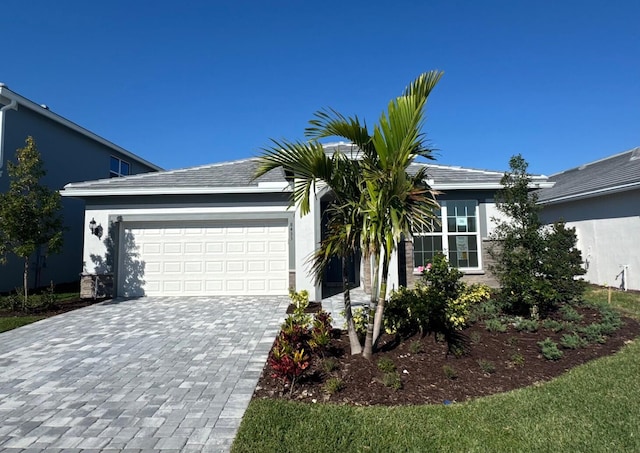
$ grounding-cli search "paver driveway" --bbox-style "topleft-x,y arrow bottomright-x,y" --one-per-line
0,295 -> 289,452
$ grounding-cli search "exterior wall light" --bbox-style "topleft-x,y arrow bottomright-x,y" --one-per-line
89,218 -> 103,238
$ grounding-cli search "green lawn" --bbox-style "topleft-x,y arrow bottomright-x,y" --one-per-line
0,316 -> 45,333
0,291 -> 80,333
232,287 -> 640,453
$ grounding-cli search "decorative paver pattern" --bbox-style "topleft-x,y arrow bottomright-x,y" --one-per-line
0,295 -> 289,452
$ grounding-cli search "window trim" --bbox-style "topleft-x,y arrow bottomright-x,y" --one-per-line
110,156 -> 131,178
412,200 -> 483,272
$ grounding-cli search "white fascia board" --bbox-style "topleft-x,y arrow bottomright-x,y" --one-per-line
538,181 -> 640,205
0,85 -> 163,171
431,181 -> 554,191
61,185 -> 293,197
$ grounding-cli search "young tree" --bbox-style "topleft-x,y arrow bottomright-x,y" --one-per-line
0,136 -> 64,310
489,154 -> 585,317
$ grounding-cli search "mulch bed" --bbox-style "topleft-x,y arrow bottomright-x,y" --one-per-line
254,304 -> 640,406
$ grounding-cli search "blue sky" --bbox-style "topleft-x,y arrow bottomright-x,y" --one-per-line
2,0 -> 638,175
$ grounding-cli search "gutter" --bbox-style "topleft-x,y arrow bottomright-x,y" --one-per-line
0,94 -> 18,177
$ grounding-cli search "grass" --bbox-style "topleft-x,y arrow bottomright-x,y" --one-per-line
0,291 -> 80,333
0,316 -> 45,333
232,286 -> 640,453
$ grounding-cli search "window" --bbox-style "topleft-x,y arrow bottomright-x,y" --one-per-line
413,200 -> 481,270
110,156 -> 130,178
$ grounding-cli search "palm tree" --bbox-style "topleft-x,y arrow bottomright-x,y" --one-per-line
255,70 -> 442,359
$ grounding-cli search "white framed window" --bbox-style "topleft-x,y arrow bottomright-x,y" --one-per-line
110,156 -> 130,178
413,200 -> 481,271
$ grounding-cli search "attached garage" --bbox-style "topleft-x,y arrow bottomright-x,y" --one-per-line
118,219 -> 290,297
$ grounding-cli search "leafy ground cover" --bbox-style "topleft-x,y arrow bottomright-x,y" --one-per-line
234,287 -> 640,452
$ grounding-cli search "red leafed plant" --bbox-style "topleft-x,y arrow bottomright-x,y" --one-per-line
268,334 -> 310,393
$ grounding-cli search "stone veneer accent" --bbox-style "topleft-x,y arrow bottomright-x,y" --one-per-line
359,238 -> 500,294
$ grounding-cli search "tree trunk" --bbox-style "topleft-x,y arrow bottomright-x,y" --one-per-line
363,252 -> 381,359
342,255 -> 362,355
372,248 -> 391,345
23,257 -> 29,311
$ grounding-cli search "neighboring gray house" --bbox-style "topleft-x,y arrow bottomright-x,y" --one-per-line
539,147 -> 640,291
0,84 -> 162,292
61,143 -> 552,301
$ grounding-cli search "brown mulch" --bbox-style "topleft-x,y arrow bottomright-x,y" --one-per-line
254,304 -> 640,406
0,281 -> 103,318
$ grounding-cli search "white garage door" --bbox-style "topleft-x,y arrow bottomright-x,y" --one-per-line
118,220 -> 289,297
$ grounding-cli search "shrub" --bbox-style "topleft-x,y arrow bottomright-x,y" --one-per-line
442,365 -> 458,380
349,307 -> 369,338
409,340 -> 424,354
478,359 -> 496,374
542,319 -> 564,332
288,289 -> 312,326
308,310 -> 332,356
560,333 -> 587,349
579,324 -> 607,344
485,318 -> 507,333
489,155 -> 586,318
323,377 -> 344,395
560,305 -> 583,323
469,299 -> 500,323
510,353 -> 525,367
377,357 -> 396,373
321,357 -> 339,373
268,335 -> 310,391
514,318 -> 539,332
382,372 -> 403,390
538,338 -> 563,361
385,255 -> 488,338
470,332 -> 482,344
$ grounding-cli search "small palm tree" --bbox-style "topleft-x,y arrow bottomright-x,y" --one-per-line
256,71 -> 442,358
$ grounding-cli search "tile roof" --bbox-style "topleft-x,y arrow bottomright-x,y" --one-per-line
62,143 -> 550,196
63,158 -> 286,191
537,147 -> 640,204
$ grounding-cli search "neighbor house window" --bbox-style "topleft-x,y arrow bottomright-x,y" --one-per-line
110,156 -> 130,178
413,200 -> 481,271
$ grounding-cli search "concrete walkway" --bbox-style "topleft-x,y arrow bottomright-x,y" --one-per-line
0,295 -> 289,453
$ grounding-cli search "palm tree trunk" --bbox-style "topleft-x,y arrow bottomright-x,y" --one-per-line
342,255 -> 362,355
372,248 -> 391,344
363,252 -> 381,359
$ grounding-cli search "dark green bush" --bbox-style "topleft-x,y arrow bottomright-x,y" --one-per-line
538,338 -> 563,361
560,333 -> 587,349
377,357 -> 396,373
485,318 -> 507,333
489,155 -> 586,318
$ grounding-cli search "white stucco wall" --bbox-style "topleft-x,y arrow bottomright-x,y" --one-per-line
541,189 -> 640,291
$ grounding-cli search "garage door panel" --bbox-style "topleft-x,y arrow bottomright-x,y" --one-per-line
120,220 -> 289,297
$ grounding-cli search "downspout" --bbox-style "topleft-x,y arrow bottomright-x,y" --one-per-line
0,96 -> 19,178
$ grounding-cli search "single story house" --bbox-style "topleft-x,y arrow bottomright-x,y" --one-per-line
539,147 -> 640,291
61,143 -> 552,301
0,83 -> 161,292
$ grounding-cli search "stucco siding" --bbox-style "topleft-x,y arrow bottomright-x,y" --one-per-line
0,104 -> 158,292
541,189 -> 640,291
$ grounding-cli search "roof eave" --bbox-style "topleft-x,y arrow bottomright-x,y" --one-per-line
432,181 -> 553,191
538,181 -> 640,205
60,185 -> 293,198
